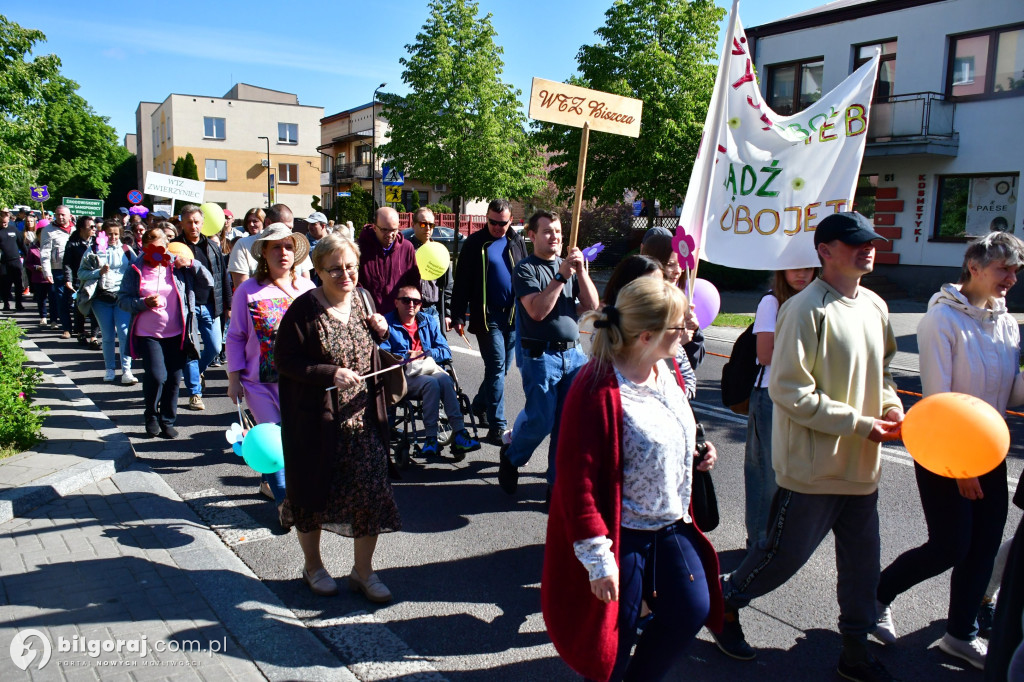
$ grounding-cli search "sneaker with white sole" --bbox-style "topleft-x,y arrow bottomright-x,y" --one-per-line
188,395 -> 206,411
938,633 -> 986,670
103,369 -> 116,382
871,601 -> 897,645
121,371 -> 138,385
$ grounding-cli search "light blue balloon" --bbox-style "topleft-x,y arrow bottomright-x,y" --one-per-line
232,442 -> 243,457
240,423 -> 284,474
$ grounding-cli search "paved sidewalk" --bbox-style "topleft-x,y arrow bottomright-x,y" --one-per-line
0,316 -> 351,681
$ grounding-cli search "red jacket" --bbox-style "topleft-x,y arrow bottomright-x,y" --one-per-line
542,361 -> 724,681
357,228 -> 419,315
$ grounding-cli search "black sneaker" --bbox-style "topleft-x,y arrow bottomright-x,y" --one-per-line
978,599 -> 996,638
837,648 -> 898,682
145,420 -> 161,438
159,425 -> 179,439
473,407 -> 490,429
483,429 -> 504,446
711,610 -> 756,660
498,446 -> 518,495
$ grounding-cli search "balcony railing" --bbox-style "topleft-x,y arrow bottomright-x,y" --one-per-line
334,163 -> 373,182
866,92 -> 958,156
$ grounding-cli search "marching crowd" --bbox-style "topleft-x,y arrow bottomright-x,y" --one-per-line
2,199 -> 1023,682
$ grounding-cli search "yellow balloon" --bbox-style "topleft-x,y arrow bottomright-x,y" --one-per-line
200,203 -> 225,236
415,241 -> 450,281
901,392 -> 1010,478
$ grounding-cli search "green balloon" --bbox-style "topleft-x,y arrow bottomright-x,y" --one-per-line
241,423 -> 284,473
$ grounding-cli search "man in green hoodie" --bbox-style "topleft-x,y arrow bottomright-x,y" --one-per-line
712,212 -> 904,682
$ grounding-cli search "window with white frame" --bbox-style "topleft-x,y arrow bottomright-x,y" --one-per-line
205,159 -> 227,181
279,163 -> 298,184
278,122 -> 298,144
203,117 -> 226,140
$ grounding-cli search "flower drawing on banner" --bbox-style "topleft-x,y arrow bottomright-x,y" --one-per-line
727,116 -> 742,129
142,243 -> 172,268
791,177 -> 806,191
672,228 -> 697,271
582,242 -> 605,262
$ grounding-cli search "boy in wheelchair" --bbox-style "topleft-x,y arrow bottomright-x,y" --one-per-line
382,285 -> 480,458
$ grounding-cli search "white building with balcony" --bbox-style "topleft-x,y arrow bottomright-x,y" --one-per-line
747,0 -> 1023,300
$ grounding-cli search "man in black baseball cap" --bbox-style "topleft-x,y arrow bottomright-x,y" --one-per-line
813,211 -> 888,247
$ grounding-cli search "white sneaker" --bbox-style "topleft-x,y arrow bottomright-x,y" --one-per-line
501,428 -> 513,446
938,633 -> 986,670
871,601 -> 897,645
121,371 -> 138,385
103,369 -> 116,382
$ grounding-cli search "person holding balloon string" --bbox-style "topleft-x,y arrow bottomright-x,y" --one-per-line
873,231 -> 1024,670
743,267 -> 817,550
408,207 -> 453,331
275,232 -> 400,602
225,224 -> 314,527
118,227 -> 213,439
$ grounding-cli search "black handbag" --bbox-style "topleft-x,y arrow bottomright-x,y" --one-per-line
691,423 -> 720,531
670,359 -> 720,531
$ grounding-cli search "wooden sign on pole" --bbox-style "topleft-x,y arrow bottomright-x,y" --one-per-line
528,77 -> 643,249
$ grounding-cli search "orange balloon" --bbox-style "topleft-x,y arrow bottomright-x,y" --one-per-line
166,243 -> 192,261
901,392 -> 1009,478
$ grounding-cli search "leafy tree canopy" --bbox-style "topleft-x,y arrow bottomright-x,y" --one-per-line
377,0 -> 544,212
533,0 -> 724,214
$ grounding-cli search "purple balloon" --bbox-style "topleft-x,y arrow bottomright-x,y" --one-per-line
689,278 -> 721,329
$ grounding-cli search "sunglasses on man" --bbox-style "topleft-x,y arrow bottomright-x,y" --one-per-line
396,296 -> 422,306
418,222 -> 434,229
487,217 -> 509,227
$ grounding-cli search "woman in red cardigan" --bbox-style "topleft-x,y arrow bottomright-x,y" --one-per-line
542,276 -> 724,682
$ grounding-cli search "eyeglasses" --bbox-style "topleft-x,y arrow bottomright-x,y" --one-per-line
396,296 -> 422,306
418,222 -> 434,229
665,326 -> 688,333
487,217 -> 509,227
324,264 -> 358,279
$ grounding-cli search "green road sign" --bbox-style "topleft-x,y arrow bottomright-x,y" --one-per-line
62,197 -> 104,216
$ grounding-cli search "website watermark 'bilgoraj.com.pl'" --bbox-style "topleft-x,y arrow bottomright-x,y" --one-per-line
9,629 -> 228,671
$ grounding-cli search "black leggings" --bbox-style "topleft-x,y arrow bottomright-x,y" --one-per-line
134,335 -> 187,428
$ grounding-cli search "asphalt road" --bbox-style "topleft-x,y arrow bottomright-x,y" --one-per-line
24,317 -> 1023,682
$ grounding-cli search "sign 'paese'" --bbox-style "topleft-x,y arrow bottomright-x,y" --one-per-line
529,77 -> 643,138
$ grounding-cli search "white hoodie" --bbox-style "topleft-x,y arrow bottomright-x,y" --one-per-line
918,283 -> 1024,413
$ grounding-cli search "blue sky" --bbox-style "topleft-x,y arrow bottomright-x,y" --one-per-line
3,0 -> 825,141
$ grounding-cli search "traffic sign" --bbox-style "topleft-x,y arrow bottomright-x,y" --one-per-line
382,166 -> 404,186
62,197 -> 103,216
385,186 -> 403,203
30,186 -> 49,201
127,189 -> 143,204
336,191 -> 352,197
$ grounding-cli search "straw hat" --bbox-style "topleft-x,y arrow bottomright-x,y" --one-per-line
251,223 -> 310,263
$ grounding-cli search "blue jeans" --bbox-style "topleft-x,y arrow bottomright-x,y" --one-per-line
744,387 -> 777,548
506,345 -> 586,485
262,469 -> 286,504
91,299 -> 132,372
49,273 -> 72,332
878,460 -> 1008,640
471,312 -> 515,431
606,523 -> 710,682
184,305 -> 221,397
407,371 -> 464,440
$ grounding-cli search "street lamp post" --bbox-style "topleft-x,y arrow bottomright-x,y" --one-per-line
370,82 -> 386,223
257,136 -> 271,208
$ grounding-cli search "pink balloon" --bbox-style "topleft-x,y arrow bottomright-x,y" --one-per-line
688,278 -> 721,329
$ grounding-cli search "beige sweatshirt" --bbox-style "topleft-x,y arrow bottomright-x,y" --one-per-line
768,278 -> 901,495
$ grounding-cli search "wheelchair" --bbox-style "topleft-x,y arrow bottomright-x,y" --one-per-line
390,359 -> 479,469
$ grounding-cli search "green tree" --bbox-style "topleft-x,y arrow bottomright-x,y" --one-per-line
377,0 -> 544,249
311,194 -> 322,212
179,152 -> 199,180
533,0 -> 724,223
334,184 -> 372,228
103,150 -> 137,215
0,16 -> 61,207
172,157 -> 185,177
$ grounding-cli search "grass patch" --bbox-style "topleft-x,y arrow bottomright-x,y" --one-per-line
713,313 -> 754,328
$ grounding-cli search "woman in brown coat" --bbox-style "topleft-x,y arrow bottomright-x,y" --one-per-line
275,232 -> 399,602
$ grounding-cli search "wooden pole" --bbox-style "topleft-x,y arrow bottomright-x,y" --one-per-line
568,122 -> 590,251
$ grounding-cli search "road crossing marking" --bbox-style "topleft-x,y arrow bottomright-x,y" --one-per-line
310,612 -> 448,681
181,488 -> 275,546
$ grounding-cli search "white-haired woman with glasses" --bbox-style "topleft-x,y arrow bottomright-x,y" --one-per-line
275,233 -> 399,603
875,231 -> 1024,670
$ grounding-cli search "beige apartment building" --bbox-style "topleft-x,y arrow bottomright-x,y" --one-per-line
318,102 -> 441,217
136,84 -> 323,217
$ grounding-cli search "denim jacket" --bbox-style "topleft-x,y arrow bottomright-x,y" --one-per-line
380,309 -> 452,365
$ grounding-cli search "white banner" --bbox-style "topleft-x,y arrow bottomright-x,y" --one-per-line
144,171 -> 205,203
677,10 -> 879,270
